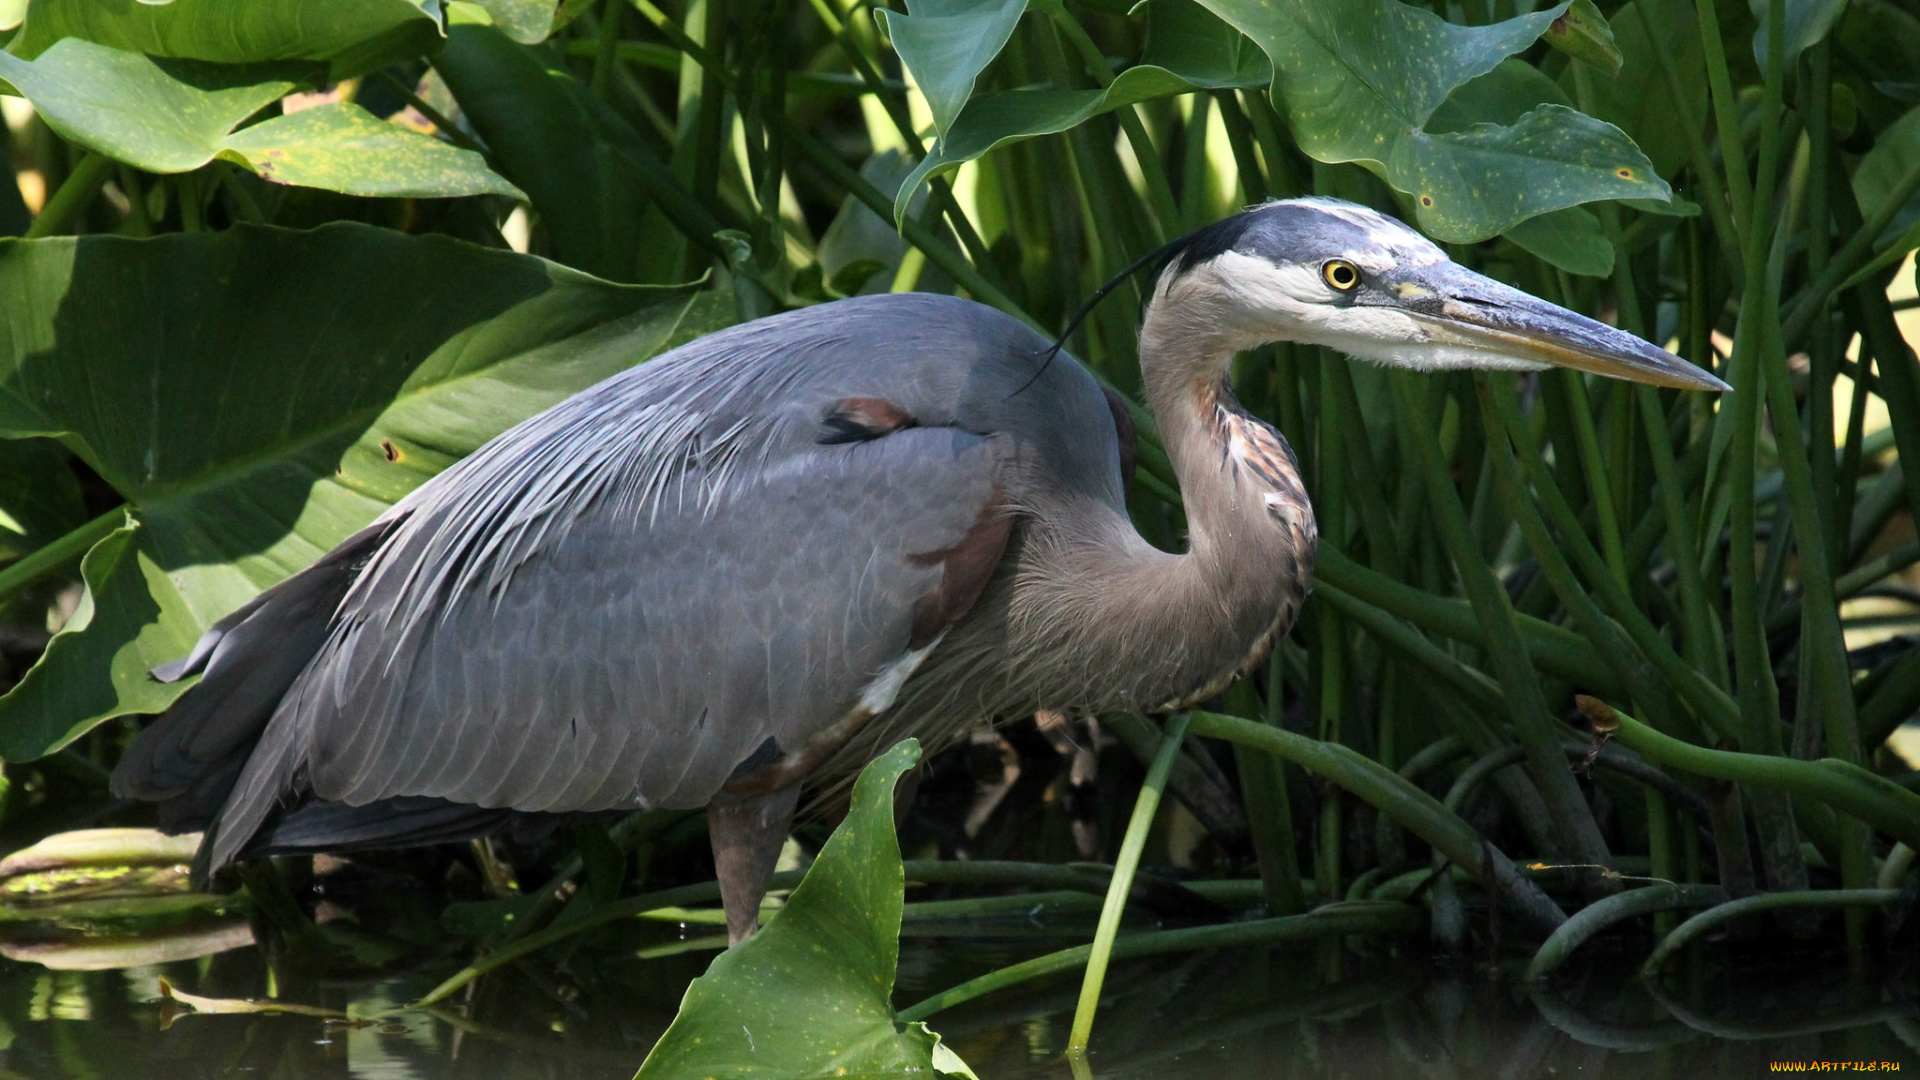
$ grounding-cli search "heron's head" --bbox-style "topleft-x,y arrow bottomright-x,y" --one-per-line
1146,197 -> 1727,392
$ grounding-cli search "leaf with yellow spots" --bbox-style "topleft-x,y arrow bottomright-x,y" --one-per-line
634,741 -> 977,1080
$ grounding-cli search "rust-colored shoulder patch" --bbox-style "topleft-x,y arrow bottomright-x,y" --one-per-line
1101,385 -> 1137,497
819,397 -> 918,444
906,487 -> 1014,649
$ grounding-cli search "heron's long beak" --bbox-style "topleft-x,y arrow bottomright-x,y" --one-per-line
1398,264 -> 1730,392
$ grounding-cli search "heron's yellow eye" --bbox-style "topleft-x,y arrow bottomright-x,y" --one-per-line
1322,260 -> 1360,291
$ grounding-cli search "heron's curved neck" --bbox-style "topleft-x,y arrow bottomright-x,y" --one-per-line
1077,300 -> 1314,708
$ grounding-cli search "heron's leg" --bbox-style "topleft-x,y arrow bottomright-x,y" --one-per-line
706,782 -> 802,945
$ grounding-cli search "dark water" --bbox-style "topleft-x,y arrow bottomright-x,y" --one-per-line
0,912 -> 1913,1079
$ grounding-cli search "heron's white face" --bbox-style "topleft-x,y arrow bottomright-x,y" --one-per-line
1160,198 -> 1727,392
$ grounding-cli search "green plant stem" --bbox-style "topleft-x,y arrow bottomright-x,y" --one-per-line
1689,0 -> 1751,237
1315,548 -> 1619,695
799,0 -> 1003,288
1636,387 -> 1727,688
1068,713 -> 1187,1053
1389,370 -> 1615,880
1879,843 -> 1916,889
1236,651 -> 1304,913
592,0 -> 625,99
377,71 -> 488,155
896,902 -> 1422,1023
1478,378 -> 1685,736
0,506 -> 125,605
23,152 -> 114,240
417,857 -> 1218,1009
1186,711 -> 1567,934
1524,883 -> 1728,981
1315,581 -> 1501,709
1039,1 -> 1178,240
1640,889 -> 1901,978
1483,378 -> 1737,740
1595,701 -> 1920,849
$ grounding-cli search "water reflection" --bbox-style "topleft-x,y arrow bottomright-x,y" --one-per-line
0,922 -> 1909,1078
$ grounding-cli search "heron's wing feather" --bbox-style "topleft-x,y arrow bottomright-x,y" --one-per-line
202,297 -> 1057,870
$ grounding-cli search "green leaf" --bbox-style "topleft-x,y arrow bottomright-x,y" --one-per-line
1504,206 -> 1614,277
0,42 -> 306,174
1571,0 -> 1707,180
635,740 -> 976,1080
1542,0 -> 1621,74
893,66 -> 1206,224
0,439 -> 83,561
436,23 -> 652,281
1191,0 -> 1670,241
0,39 -> 523,199
0,224 -> 728,760
875,0 -> 1028,145
9,0 -> 443,81
471,0 -> 555,43
1,514 -> 203,759
1751,0 -> 1846,69
1854,104 -> 1920,248
1138,0 -> 1270,87
889,0 -> 1269,221
222,102 -> 525,199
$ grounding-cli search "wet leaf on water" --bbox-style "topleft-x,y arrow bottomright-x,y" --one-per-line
2,919 -> 252,972
157,977 -> 360,1023
634,740 -> 977,1080
0,828 -> 202,878
0,225 -> 731,760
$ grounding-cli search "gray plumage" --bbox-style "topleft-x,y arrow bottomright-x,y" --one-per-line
111,198 -> 1724,940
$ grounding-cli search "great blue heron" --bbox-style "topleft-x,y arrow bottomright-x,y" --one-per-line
110,198 -> 1725,943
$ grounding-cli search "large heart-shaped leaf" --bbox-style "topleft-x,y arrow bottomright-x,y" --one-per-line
0,40 -> 524,200
8,0 -> 442,82
634,740 -> 976,1080
1569,0 -> 1707,181
891,0 -> 1267,223
435,24 -> 651,282
1193,0 -> 1670,241
875,0 -> 1028,145
0,224 -> 728,759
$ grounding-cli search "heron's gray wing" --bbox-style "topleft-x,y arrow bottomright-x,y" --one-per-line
204,310 -> 1022,869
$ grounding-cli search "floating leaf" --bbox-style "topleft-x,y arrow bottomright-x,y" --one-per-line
1543,0 -> 1622,74
1192,0 -> 1670,241
634,740 -> 976,1080
8,0 -> 442,81
0,224 -> 727,759
875,0 -> 1028,144
0,40 -> 523,199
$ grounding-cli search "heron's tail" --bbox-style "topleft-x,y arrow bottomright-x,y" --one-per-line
110,519 -> 401,866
